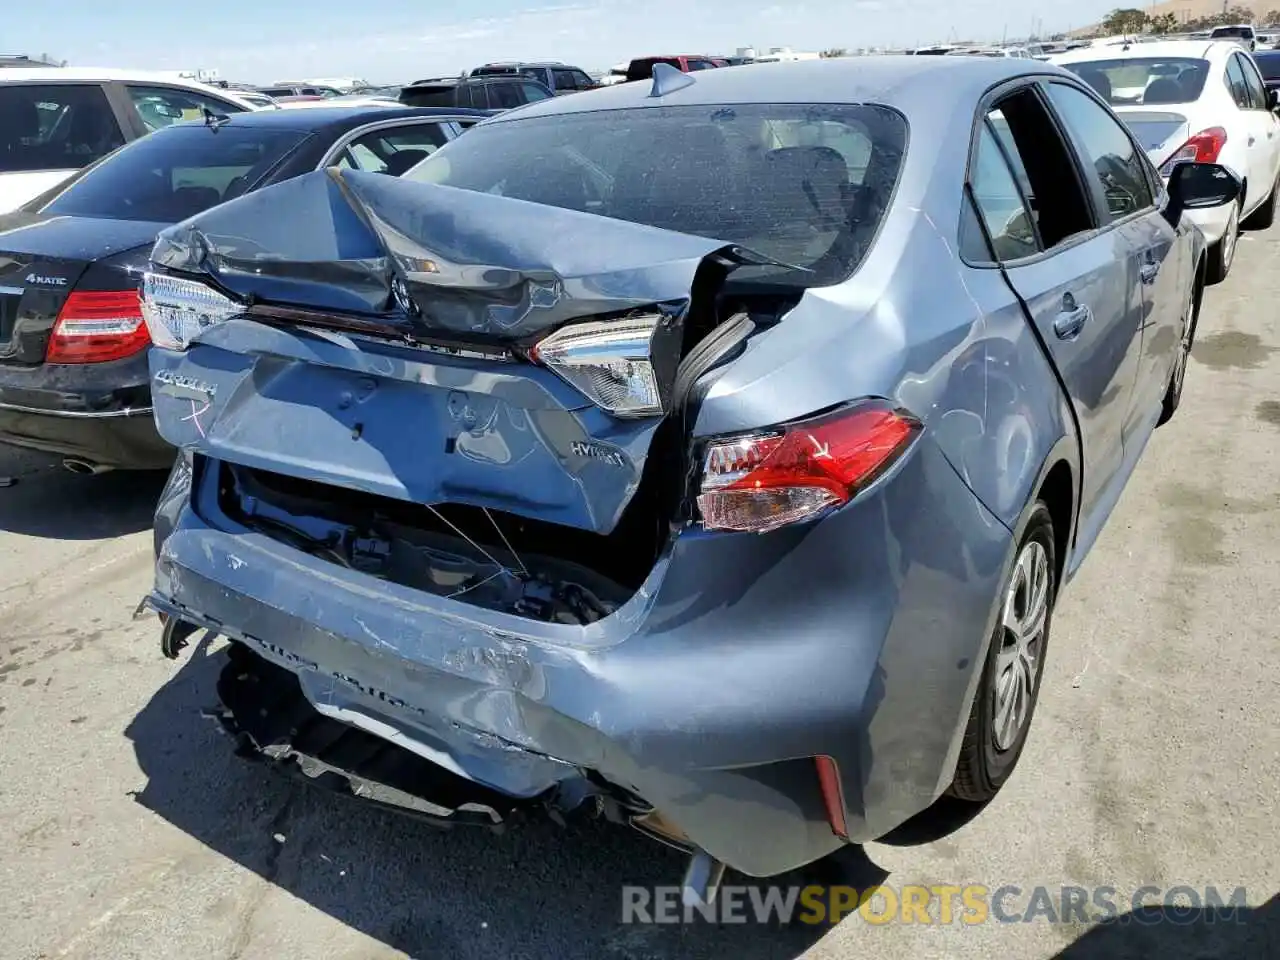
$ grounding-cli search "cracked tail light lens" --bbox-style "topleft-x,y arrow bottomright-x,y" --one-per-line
697,403 -> 921,534
531,313 -> 666,418
140,272 -> 241,350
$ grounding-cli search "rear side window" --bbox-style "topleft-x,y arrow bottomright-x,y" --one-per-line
126,85 -> 247,131
400,86 -> 455,108
963,121 -> 1039,262
405,102 -> 908,288
962,86 -> 1094,257
520,81 -> 552,103
258,88 -> 293,98
626,58 -> 677,81
487,81 -> 523,109
1237,54 -> 1268,109
0,83 -> 125,173
336,123 -> 449,175
38,124 -> 308,222
552,69 -> 578,91
1046,82 -> 1154,220
1225,55 -> 1251,108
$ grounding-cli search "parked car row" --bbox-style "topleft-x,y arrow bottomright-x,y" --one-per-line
0,52 -> 1253,896
1050,39 -> 1280,282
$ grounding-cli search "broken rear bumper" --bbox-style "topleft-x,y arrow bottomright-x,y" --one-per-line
146,437 -> 1013,877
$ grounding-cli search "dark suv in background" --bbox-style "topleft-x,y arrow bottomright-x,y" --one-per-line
399,74 -> 553,111
468,61 -> 599,95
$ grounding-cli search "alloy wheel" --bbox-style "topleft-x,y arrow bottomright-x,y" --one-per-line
1223,203 -> 1239,272
992,540 -> 1050,751
1171,284 -> 1195,397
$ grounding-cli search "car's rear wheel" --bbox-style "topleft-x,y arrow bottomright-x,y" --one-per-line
949,503 -> 1055,802
1206,200 -> 1240,284
1157,272 -> 1199,426
1243,173 -> 1278,231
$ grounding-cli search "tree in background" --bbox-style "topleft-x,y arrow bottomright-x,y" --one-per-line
1148,12 -> 1179,34
1263,9 -> 1280,25
1102,7 -> 1150,34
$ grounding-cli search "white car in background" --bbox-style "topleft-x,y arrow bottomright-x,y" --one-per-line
1051,41 -> 1280,281
0,68 -> 261,213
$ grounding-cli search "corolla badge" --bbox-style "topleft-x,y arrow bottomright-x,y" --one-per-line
153,369 -> 217,402
25,274 -> 67,286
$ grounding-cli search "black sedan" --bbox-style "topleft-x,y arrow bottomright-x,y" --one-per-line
0,104 -> 483,472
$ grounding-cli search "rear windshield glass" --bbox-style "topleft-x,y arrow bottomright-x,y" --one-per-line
0,83 -> 126,173
1211,27 -> 1252,38
1255,52 -> 1280,80
404,103 -> 907,287
1061,57 -> 1210,105
37,123 -> 308,222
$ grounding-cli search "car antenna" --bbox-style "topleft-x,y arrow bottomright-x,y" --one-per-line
648,62 -> 696,98
202,107 -> 231,128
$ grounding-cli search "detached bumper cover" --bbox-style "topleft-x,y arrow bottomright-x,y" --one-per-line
147,435 -> 1012,877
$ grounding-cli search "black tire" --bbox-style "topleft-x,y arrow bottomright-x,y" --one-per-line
1243,175 -> 1278,231
1206,199 -> 1240,284
949,503 -> 1056,802
1157,270 -> 1200,427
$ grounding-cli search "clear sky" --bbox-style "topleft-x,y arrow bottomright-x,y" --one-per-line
8,0 -> 1119,83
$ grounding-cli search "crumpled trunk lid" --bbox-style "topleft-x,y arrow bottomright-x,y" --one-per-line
148,168 -> 754,535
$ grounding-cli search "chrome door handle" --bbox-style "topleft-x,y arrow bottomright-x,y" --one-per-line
1140,258 -> 1160,284
1054,295 -> 1091,340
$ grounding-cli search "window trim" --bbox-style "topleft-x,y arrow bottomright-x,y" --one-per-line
1224,54 -> 1251,109
961,77 -> 1106,269
1236,52 -> 1269,110
317,117 -> 457,169
1039,78 -> 1158,231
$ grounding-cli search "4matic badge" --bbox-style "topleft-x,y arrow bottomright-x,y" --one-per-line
25,274 -> 67,286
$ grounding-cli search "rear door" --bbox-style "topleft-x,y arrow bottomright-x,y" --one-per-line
1224,53 -> 1270,210
971,82 -> 1143,541
1042,79 -> 1182,441
1237,52 -> 1280,191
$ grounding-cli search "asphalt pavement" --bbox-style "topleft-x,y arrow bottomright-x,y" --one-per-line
1,229 -> 1277,959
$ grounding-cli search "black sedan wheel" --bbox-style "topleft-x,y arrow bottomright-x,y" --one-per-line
949,502 -> 1056,802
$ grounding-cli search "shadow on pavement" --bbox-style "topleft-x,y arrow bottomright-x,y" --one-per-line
1052,898 -> 1278,959
125,641 -> 874,960
0,447 -> 166,540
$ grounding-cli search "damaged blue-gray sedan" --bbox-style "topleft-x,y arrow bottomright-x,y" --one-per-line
136,58 -> 1240,892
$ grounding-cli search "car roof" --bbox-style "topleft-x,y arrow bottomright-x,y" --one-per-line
0,67 -> 261,109
488,56 -> 1076,122
160,104 -> 484,134
1049,40 -> 1228,64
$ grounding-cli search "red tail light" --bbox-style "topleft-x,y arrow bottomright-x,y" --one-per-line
46,290 -> 150,364
1159,127 -> 1228,175
696,402 -> 921,534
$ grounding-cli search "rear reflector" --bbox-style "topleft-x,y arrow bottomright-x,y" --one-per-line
814,755 -> 849,839
1159,126 -> 1227,176
46,290 -> 150,364
696,402 -> 920,534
